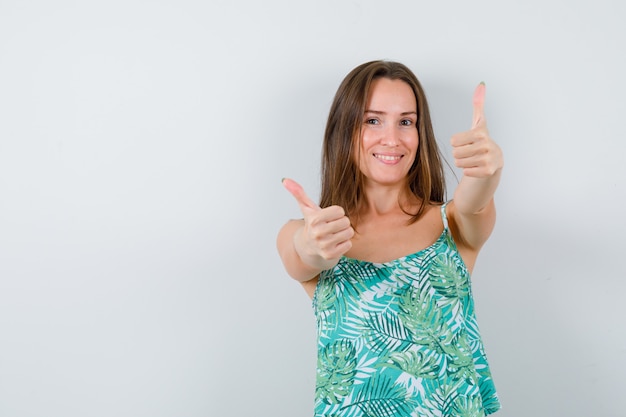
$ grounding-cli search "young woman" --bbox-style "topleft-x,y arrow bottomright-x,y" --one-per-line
277,60 -> 503,417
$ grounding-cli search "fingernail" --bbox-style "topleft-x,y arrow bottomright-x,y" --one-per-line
281,177 -> 286,183
480,81 -> 486,86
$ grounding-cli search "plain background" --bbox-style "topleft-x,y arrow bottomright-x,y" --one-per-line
0,0 -> 624,416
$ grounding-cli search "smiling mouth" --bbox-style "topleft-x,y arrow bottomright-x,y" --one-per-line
374,154 -> 403,162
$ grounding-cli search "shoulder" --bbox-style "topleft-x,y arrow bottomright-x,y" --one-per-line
444,200 -> 496,273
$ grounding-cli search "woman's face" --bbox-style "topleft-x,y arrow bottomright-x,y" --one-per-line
357,77 -> 419,189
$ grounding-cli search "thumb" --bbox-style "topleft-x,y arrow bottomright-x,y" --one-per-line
282,178 -> 321,213
472,81 -> 486,129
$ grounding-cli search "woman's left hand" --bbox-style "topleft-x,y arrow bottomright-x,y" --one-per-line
450,83 -> 503,178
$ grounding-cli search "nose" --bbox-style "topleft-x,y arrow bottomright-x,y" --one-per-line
380,125 -> 400,146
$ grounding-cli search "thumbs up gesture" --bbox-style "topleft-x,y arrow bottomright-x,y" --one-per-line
451,83 -> 503,178
282,178 -> 354,271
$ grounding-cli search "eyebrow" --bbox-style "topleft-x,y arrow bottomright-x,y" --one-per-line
364,109 -> 417,116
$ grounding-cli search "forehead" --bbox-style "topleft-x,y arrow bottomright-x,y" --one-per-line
366,78 -> 416,111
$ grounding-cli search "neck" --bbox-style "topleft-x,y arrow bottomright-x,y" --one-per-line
361,183 -> 416,217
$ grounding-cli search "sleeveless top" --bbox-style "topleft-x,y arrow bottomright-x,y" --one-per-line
312,203 -> 501,417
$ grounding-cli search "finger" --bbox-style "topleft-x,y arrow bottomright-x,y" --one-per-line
317,228 -> 354,259
282,178 -> 320,212
322,239 -> 353,260
452,144 -> 481,160
454,153 -> 484,169
317,214 -> 352,234
315,223 -> 353,247
452,133 -> 489,157
332,225 -> 355,244
450,131 -> 475,148
318,206 -> 349,223
307,209 -> 351,240
472,82 -> 486,129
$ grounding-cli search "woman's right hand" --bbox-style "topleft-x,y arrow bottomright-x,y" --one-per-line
282,178 -> 354,271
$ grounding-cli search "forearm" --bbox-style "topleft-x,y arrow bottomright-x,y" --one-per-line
276,220 -> 327,282
453,168 -> 502,214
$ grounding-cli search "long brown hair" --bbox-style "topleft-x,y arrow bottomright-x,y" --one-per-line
319,60 -> 446,224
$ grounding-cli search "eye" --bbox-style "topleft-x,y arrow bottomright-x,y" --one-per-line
365,118 -> 380,125
400,119 -> 414,126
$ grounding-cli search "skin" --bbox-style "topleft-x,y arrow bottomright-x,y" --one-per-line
277,79 -> 503,298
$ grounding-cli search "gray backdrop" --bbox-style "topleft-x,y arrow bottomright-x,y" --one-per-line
0,0 -> 624,416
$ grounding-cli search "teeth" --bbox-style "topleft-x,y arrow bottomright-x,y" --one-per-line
375,154 -> 401,161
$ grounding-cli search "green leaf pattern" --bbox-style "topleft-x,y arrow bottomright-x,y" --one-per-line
316,340 -> 358,405
312,204 -> 501,416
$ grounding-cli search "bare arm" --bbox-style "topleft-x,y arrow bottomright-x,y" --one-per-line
276,219 -> 324,282
449,83 -> 504,251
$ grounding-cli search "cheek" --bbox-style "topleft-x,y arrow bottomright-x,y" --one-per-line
404,130 -> 419,150
409,132 -> 419,161
359,131 -> 381,157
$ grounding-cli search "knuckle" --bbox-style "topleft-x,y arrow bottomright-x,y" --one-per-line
306,216 -> 319,227
333,205 -> 346,217
310,229 -> 323,241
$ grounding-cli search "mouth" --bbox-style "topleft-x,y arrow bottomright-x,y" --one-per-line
373,153 -> 403,163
